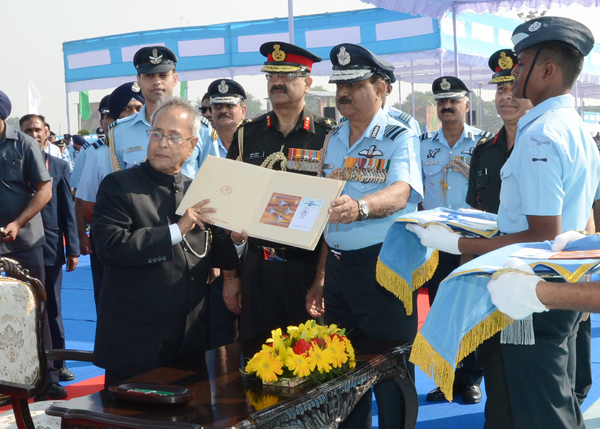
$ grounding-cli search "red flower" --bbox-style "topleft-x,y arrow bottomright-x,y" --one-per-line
311,338 -> 326,349
292,339 -> 312,356
332,333 -> 346,344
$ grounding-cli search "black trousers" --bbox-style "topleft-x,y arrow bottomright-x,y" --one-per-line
502,310 -> 584,428
426,251 -> 483,388
238,250 -> 317,340
89,233 -> 104,310
44,264 -> 66,368
575,316 -> 592,405
205,275 -> 237,349
323,248 -> 418,429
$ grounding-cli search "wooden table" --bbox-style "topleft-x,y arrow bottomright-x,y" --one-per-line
47,337 -> 417,428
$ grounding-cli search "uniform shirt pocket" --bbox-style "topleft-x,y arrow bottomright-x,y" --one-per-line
0,158 -> 24,182
475,173 -> 489,190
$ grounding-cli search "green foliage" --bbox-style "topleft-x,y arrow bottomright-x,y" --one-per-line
5,117 -> 20,129
77,129 -> 90,136
244,93 -> 266,119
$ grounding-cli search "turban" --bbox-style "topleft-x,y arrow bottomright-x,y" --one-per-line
0,90 -> 11,120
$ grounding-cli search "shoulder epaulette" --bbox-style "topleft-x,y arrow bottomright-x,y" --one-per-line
82,141 -> 92,150
91,138 -> 105,150
420,131 -> 436,141
328,122 -> 344,138
200,116 -> 211,127
384,124 -> 408,141
314,115 -> 337,128
107,114 -> 135,131
476,131 -> 496,147
237,117 -> 254,128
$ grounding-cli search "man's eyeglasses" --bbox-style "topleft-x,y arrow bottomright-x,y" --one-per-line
200,106 -> 212,114
146,130 -> 194,146
265,72 -> 307,82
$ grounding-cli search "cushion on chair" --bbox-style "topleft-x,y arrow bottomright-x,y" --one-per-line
0,278 -> 41,386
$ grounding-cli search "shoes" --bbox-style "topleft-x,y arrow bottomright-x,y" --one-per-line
58,367 -> 75,382
461,385 -> 482,404
425,385 -> 482,404
426,386 -> 447,402
35,382 -> 67,401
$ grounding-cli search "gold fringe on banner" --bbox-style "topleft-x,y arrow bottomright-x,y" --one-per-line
409,332 -> 456,401
375,250 -> 439,315
410,309 -> 514,402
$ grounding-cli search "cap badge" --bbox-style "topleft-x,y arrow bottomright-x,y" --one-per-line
131,82 -> 141,93
338,46 -> 351,66
440,78 -> 451,91
218,80 -> 229,94
149,48 -> 163,65
272,44 -> 286,62
498,52 -> 513,70
528,21 -> 541,32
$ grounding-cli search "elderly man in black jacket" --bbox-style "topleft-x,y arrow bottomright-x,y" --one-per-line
92,97 -> 240,388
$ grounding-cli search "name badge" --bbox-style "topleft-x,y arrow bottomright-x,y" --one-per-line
248,151 -> 265,159
425,161 -> 438,166
126,146 -> 143,153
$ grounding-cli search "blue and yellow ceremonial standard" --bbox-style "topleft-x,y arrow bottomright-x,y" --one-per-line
376,208 -> 498,315
410,234 -> 600,402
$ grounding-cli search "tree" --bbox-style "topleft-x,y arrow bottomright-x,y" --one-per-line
244,93 -> 266,119
78,129 -> 90,136
5,117 -> 19,129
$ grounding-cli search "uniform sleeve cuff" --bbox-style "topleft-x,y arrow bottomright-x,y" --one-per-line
169,223 -> 183,245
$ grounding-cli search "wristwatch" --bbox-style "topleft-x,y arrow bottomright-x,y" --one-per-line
357,199 -> 370,221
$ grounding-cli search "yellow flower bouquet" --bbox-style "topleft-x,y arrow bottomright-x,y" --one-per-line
244,320 -> 356,387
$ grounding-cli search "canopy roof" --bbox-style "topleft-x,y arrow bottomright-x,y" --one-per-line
62,7 -> 600,97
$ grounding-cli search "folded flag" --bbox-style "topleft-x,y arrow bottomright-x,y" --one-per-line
410,234 -> 600,402
376,208 -> 498,315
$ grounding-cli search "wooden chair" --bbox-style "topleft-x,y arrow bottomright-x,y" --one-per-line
0,257 -> 93,429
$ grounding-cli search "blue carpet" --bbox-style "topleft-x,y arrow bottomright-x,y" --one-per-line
60,255 -> 600,426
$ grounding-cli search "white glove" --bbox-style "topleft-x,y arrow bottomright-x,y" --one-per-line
406,224 -> 461,255
551,230 -> 587,251
487,257 -> 548,320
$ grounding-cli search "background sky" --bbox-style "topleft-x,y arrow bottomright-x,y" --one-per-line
2,0 -> 600,134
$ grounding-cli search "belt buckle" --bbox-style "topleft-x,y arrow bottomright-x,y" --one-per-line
263,247 -> 285,262
330,249 -> 342,260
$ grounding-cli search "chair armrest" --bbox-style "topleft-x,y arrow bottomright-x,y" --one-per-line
46,349 -> 94,362
0,380 -> 37,399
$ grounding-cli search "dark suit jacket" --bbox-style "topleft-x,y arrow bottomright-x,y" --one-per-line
40,154 -> 79,266
91,161 -> 239,376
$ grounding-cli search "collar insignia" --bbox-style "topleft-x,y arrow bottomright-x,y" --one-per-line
427,148 -> 441,159
440,78 -> 451,91
358,145 -> 384,158
337,46 -> 351,66
529,21 -> 541,32
131,82 -> 141,93
149,48 -> 163,65
266,115 -> 272,128
272,44 -> 286,62
218,80 -> 229,94
498,52 -> 513,70
303,116 -> 311,131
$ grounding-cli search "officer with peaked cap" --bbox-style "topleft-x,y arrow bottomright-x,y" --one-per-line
410,16 -> 600,428
462,48 -> 533,428
306,43 -> 422,429
417,75 -> 491,405
227,42 -> 335,340
207,78 -> 247,158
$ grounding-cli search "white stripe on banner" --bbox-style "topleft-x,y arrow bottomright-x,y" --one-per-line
305,27 -> 361,48
472,22 -> 494,44
178,38 -> 225,57
376,18 -> 434,41
441,18 -> 466,39
67,50 -> 112,70
238,33 -> 289,53
498,29 -> 513,47
121,43 -> 166,63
